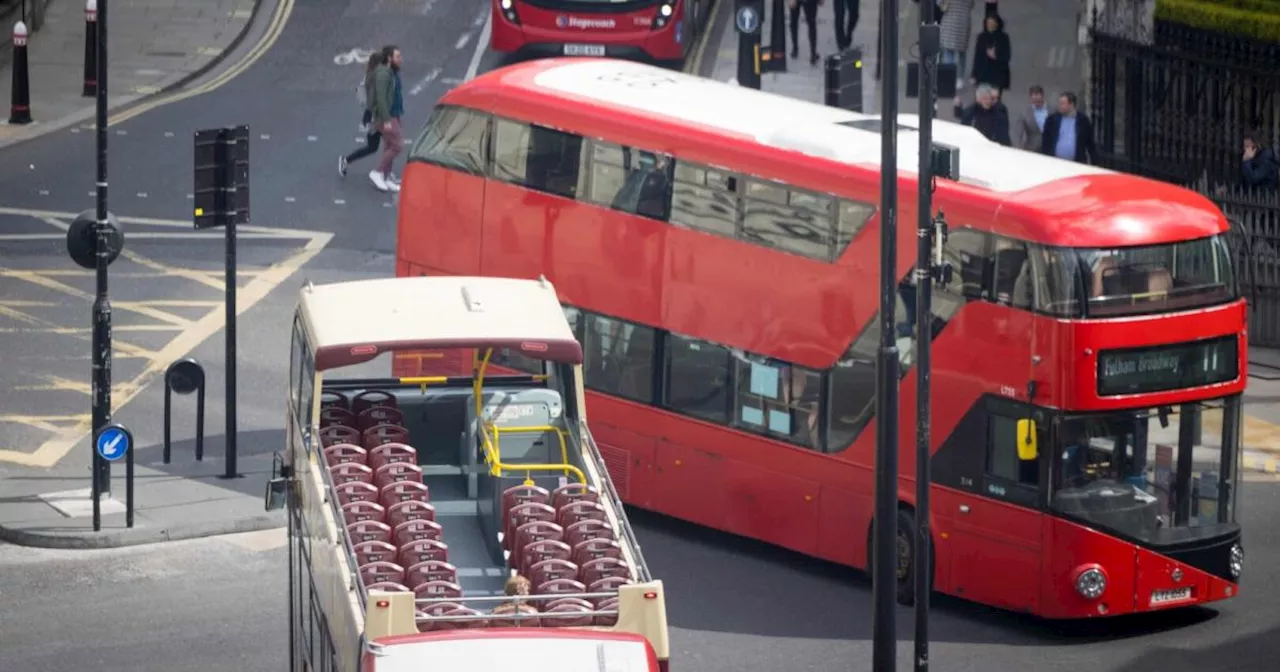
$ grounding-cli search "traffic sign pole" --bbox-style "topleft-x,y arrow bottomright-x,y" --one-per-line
91,0 -> 112,503
734,0 -> 763,89
92,423 -> 133,531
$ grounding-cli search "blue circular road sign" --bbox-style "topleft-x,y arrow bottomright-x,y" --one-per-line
96,424 -> 132,462
736,5 -> 760,34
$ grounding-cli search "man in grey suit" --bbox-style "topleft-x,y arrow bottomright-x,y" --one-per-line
1014,84 -> 1049,152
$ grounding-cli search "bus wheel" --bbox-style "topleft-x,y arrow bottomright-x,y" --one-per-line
895,509 -> 916,606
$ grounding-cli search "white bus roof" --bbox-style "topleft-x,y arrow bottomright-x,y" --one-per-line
488,58 -> 1116,194
371,635 -> 653,672
298,276 -> 583,371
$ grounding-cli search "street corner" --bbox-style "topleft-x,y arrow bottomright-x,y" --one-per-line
0,206 -> 332,469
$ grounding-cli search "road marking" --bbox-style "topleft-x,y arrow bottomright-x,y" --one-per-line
455,32 -> 473,50
464,8 -> 492,81
410,67 -> 441,96
0,206 -> 303,235
0,232 -> 308,242
686,0 -> 724,75
108,0 -> 296,127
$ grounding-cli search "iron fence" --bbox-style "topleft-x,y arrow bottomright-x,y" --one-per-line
1207,185 -> 1280,348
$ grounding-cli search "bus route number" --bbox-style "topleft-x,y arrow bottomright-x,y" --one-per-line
999,385 -> 1017,398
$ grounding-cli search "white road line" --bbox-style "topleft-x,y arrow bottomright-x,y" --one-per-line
455,32 -> 472,50
410,67 -> 442,96
465,8 -> 492,82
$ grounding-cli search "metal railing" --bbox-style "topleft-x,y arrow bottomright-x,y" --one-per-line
412,592 -> 622,627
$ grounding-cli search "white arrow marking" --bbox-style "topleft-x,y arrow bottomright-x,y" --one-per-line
104,432 -> 123,456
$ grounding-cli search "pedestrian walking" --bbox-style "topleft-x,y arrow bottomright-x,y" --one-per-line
971,13 -> 1010,97
1039,91 -> 1095,164
1013,84 -> 1048,151
369,45 -> 405,193
954,84 -> 1011,146
789,0 -> 822,66
338,50 -> 386,179
938,0 -> 974,94
833,0 -> 859,51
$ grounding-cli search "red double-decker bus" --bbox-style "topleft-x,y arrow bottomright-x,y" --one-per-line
392,58 -> 1248,619
490,0 -> 711,64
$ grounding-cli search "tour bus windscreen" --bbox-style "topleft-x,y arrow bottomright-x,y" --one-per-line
1078,234 -> 1236,317
1051,399 -> 1241,545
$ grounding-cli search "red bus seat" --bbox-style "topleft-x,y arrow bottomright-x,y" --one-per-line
594,596 -> 619,626
366,581 -> 410,593
405,560 -> 458,588
320,406 -> 357,429
354,540 -> 397,566
579,557 -> 630,585
369,442 -> 417,471
379,480 -> 430,508
374,462 -> 423,490
341,501 -> 386,525
542,602 -> 593,627
522,539 -> 572,575
358,405 -> 405,432
330,462 -> 373,485
416,602 -> 464,632
551,483 -> 599,510
335,481 -> 379,505
398,539 -> 449,567
321,390 -> 349,410
435,607 -> 486,630
510,520 -> 564,572
565,519 -> 614,547
387,501 -> 436,529
588,576 -> 632,598
501,484 -> 550,526
323,443 -> 367,467
534,577 -> 587,596
393,519 -> 444,547
504,502 -> 557,550
413,580 -> 463,601
353,390 -> 398,414
359,561 -> 405,586
348,520 -> 392,545
572,537 -> 622,566
545,597 -> 593,611
557,500 -> 607,528
528,558 -> 578,588
363,423 -> 410,450
488,604 -> 542,628
320,425 -> 360,447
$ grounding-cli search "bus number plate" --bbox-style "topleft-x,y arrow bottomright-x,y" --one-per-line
564,44 -> 606,56
1150,587 -> 1191,605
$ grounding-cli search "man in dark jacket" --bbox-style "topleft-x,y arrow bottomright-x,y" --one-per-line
1242,132 -> 1278,191
370,45 -> 405,193
954,84 -> 1011,146
1039,91 -> 1094,164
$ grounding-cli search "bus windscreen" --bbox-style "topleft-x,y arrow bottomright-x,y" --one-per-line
1079,235 -> 1236,317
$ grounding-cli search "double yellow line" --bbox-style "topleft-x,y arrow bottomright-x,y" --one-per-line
108,0 -> 296,127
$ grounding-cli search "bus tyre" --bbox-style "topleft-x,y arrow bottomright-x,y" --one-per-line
895,509 -> 917,606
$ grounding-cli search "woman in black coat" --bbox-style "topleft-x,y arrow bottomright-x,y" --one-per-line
970,13 -> 1010,96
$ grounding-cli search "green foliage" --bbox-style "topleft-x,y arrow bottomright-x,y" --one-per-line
1155,0 -> 1280,42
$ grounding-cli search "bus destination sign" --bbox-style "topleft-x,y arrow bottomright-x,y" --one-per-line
1097,335 -> 1238,396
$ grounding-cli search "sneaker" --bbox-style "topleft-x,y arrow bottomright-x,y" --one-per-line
338,155 -> 348,178
359,123 -> 369,134
386,173 -> 401,186
369,170 -> 389,192
386,179 -> 401,193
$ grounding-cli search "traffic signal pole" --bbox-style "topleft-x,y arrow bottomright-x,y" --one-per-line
91,0 -> 112,503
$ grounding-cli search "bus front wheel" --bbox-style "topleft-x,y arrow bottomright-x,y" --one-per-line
868,508 -> 932,606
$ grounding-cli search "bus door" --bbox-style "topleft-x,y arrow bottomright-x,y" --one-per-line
945,398 -> 1047,613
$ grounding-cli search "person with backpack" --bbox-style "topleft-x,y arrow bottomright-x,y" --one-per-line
338,50 -> 386,181
369,45 -> 406,193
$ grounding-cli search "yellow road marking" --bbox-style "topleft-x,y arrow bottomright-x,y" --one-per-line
684,0 -> 724,76
0,206 -> 300,236
0,229 -> 332,467
108,0 -> 295,127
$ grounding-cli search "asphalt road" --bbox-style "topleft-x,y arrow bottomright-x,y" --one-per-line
1,479 -> 1278,672
1,2 -> 1278,671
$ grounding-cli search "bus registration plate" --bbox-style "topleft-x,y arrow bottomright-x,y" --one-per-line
1150,587 -> 1191,605
564,44 -> 606,56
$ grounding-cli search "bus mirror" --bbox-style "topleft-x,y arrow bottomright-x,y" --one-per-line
1016,419 -> 1038,461
264,452 -> 288,511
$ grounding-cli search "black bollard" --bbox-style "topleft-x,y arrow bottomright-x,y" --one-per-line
83,0 -> 97,97
163,358 -> 207,464
8,20 -> 32,124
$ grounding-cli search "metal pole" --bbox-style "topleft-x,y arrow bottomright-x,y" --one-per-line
91,0 -> 111,502
125,427 -> 134,528
873,0 -> 900,669
913,2 -> 939,670
224,188 -> 238,479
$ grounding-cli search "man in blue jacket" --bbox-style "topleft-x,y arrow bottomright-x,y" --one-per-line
370,45 -> 405,193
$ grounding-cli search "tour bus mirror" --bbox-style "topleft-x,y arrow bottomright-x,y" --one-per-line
264,452 -> 288,511
1016,419 -> 1038,461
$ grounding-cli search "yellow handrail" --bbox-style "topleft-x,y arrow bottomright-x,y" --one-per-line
489,424 -> 576,481
399,376 -> 449,394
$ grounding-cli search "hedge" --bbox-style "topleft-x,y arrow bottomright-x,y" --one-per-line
1155,0 -> 1280,43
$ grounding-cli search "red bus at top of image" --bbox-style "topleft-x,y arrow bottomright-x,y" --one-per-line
490,0 -> 713,64
392,57 -> 1248,620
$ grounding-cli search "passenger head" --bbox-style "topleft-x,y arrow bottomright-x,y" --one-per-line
976,85 -> 995,108
382,45 -> 402,70
365,50 -> 385,75
1028,84 -> 1044,107
504,575 -> 532,596
1244,131 -> 1261,155
1058,91 -> 1078,116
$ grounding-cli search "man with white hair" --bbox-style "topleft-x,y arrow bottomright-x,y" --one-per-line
954,84 -> 1011,146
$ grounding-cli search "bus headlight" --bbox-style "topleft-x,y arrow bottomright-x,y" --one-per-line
499,0 -> 519,25
654,3 -> 674,28
1074,565 -> 1107,600
1229,543 -> 1243,579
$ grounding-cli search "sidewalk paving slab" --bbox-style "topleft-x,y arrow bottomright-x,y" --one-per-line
0,0 -> 262,150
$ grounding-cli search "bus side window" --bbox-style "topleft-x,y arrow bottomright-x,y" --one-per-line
408,105 -> 488,175
290,315 -> 314,428
940,228 -> 991,301
733,358 -> 822,450
670,161 -> 739,238
582,313 -> 657,404
987,414 -> 1040,491
834,199 -> 876,260
741,179 -> 834,261
491,117 -> 585,200
662,333 -> 733,424
586,141 -> 673,222
991,238 -> 1031,308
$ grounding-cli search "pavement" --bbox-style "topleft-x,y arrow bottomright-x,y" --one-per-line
0,0 -> 264,149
